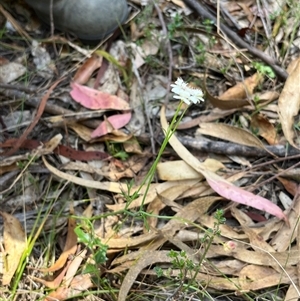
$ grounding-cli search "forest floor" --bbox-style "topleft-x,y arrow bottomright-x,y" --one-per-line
0,0 -> 300,300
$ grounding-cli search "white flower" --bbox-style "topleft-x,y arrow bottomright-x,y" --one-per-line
170,77 -> 204,105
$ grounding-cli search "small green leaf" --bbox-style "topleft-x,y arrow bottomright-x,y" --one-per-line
74,227 -> 92,245
94,249 -> 108,264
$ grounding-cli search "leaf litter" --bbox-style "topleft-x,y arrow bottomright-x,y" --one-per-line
0,0 -> 300,300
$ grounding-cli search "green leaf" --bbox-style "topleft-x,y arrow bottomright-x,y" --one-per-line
74,227 -> 92,245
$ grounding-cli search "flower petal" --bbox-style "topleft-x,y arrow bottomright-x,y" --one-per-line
171,78 -> 204,105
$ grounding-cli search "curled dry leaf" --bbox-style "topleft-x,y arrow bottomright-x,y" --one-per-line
73,54 -> 103,85
70,82 -> 130,110
203,76 -> 249,109
0,211 -> 26,285
219,73 -> 263,101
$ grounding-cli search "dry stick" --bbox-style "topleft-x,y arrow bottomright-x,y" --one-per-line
183,0 -> 288,81
137,133 -> 300,158
179,135 -> 300,157
0,83 -> 36,94
49,0 -> 54,36
49,0 -> 59,57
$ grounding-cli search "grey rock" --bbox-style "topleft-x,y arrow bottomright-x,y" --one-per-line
25,0 -> 128,40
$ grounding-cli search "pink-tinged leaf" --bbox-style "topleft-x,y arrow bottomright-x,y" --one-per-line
160,105 -> 288,224
91,112 -> 132,138
206,176 -> 288,223
70,82 -> 130,110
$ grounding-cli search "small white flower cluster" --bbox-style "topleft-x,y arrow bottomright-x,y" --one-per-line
170,77 -> 204,105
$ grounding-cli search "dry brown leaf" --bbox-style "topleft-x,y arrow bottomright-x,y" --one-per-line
0,163 -> 18,176
73,54 -> 103,85
146,183 -> 199,228
104,231 -> 158,249
277,177 -> 298,196
113,251 -> 249,292
270,194 -> 300,252
199,215 -> 248,240
157,160 -> 202,180
68,123 -> 94,142
140,196 -> 220,252
171,0 -> 186,8
207,259 -> 245,276
43,155 -> 128,193
239,265 -> 276,281
45,274 -> 93,301
32,261 -> 71,289
99,154 -> 150,181
123,138 -> 143,154
285,284 -> 300,301
106,179 -> 199,211
108,197 -> 218,279
117,251 -> 171,301
156,192 -> 182,211
203,81 -> 249,109
175,269 -> 246,291
208,244 -> 299,266
157,158 -> 224,181
278,57 -> 300,148
177,107 -> 239,129
45,250 -> 89,300
95,131 -> 133,143
220,73 -> 263,100
202,73 -> 263,109
197,123 -> 267,150
230,207 -> 256,227
239,265 -> 297,290
258,218 -> 283,241
0,211 -> 26,285
42,218 -> 77,273
64,249 -> 87,287
164,267 -> 295,292
62,158 -> 141,181
243,228 -> 275,253
287,57 -> 300,74
250,113 -> 279,145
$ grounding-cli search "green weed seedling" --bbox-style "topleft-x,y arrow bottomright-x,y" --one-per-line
75,221 -> 108,279
168,13 -> 184,39
252,62 -> 276,78
153,209 -> 226,299
105,141 -> 129,160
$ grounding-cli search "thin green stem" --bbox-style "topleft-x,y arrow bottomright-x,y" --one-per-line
134,102 -> 188,211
